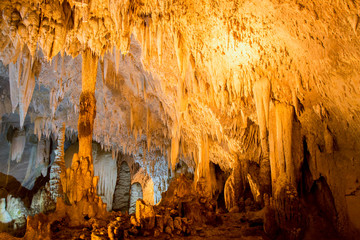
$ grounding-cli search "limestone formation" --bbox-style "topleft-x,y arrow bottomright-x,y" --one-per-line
0,0 -> 359,239
135,199 -> 155,230
112,161 -> 130,212
49,123 -> 65,202
0,198 -> 12,223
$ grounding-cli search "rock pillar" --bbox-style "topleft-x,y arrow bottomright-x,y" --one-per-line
61,49 -> 101,205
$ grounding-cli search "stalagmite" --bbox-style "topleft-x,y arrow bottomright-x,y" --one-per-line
130,183 -> 143,215
49,123 -> 66,202
113,161 -> 131,212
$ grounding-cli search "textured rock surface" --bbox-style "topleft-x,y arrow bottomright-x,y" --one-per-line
112,161 -> 130,212
129,182 -> 143,215
135,199 -> 155,230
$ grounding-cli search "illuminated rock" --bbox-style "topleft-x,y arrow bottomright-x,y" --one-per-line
135,199 -> 155,230
0,198 -> 12,223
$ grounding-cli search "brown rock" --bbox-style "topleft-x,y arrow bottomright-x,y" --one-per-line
135,199 -> 155,230
156,214 -> 164,232
154,228 -> 160,237
165,226 -> 172,235
174,217 -> 182,231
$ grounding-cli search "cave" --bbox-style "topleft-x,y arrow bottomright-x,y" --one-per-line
0,0 -> 360,239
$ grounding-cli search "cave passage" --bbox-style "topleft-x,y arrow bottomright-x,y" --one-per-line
0,0 -> 359,239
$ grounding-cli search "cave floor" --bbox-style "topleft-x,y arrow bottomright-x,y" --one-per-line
0,210 -> 344,240
49,212 -> 267,240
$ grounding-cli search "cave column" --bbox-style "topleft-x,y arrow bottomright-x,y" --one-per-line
78,49 -> 98,160
61,49 -> 101,205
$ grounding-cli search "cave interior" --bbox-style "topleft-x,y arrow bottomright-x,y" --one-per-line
0,0 -> 359,239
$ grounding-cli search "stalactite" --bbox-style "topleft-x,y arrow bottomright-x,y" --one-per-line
10,129 -> 26,163
114,47 -> 121,74
19,49 -> 36,128
21,142 -> 37,188
103,57 -> 108,84
9,60 -> 19,113
94,155 -> 117,211
78,49 -> 98,159
170,135 -> 179,172
269,101 -> 297,190
36,136 -> 50,177
173,30 -> 188,79
253,78 -> 271,195
8,47 -> 37,128
130,104 -> 134,132
156,24 -> 162,64
195,134 -> 216,196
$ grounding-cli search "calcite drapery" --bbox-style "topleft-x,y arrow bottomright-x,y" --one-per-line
253,78 -> 271,197
268,101 -> 304,238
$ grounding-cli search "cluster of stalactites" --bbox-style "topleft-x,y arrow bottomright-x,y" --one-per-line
8,45 -> 40,128
1,1 -> 299,202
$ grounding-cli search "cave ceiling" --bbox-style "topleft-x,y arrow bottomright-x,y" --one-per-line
0,0 -> 360,173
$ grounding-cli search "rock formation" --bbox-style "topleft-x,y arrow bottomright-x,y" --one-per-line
0,0 -> 359,239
